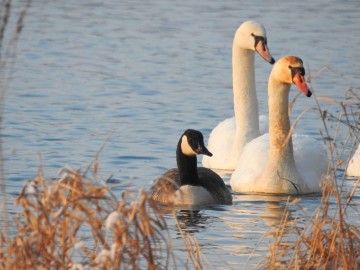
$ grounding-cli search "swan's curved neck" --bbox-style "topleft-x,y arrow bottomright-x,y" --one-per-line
267,78 -> 296,170
229,44 -> 260,166
259,77 -> 305,194
232,46 -> 260,140
176,141 -> 200,186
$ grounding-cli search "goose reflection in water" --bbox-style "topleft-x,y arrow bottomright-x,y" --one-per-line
159,207 -> 228,235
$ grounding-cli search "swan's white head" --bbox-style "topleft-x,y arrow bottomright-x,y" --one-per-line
234,21 -> 275,64
271,56 -> 312,97
180,129 -> 213,157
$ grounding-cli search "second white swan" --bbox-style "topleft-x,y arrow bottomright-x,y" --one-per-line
203,21 -> 275,170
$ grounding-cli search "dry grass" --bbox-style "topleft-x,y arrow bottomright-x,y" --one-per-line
265,179 -> 360,270
1,167 -> 165,269
0,3 -> 33,269
0,166 -> 207,270
263,69 -> 360,270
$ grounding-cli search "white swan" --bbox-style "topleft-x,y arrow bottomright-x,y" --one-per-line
230,56 -> 329,194
347,144 -> 360,177
203,21 -> 275,170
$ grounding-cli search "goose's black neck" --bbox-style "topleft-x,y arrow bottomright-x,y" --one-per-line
176,139 -> 201,186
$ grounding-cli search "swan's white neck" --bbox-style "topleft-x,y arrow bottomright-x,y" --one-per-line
260,78 -> 304,194
267,80 -> 294,164
229,45 -> 260,167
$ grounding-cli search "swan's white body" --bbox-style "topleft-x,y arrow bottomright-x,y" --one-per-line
230,56 -> 328,194
231,133 -> 328,194
347,144 -> 360,177
203,21 -> 274,170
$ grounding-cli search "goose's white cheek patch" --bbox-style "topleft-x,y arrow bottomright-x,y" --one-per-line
181,135 -> 197,156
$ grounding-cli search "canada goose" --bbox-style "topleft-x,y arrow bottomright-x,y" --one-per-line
230,56 -> 328,194
151,129 -> 232,206
203,21 -> 275,170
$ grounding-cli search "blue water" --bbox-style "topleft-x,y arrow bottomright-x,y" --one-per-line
2,0 -> 360,268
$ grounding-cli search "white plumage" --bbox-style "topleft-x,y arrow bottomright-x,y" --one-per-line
203,21 -> 274,170
230,56 -> 329,194
347,144 -> 360,177
231,133 -> 328,194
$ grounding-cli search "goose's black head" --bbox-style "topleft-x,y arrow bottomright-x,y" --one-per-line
180,129 -> 212,157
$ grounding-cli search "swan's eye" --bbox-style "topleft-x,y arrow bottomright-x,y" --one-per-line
252,33 -> 266,51
289,66 -> 306,81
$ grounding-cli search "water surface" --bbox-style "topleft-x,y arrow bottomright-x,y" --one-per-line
2,0 -> 360,268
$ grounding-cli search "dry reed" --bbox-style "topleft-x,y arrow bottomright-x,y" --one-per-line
0,165 -> 208,270
0,167 -> 168,269
0,2 -> 32,269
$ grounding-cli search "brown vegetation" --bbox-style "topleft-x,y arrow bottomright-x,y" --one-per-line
0,167 -> 205,269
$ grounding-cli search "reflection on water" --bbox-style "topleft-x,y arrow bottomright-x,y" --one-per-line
176,210 -> 210,234
155,193 -> 323,268
2,0 -> 360,268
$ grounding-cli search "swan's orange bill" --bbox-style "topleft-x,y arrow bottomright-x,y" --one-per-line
255,42 -> 275,64
293,73 -> 312,97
